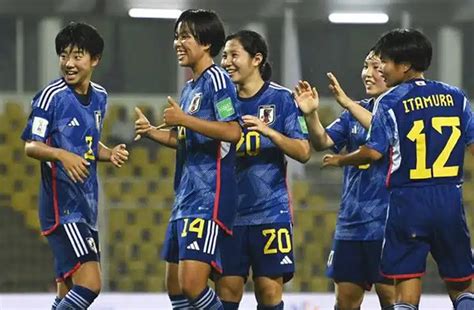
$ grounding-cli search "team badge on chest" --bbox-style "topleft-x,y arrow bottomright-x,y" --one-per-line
258,105 -> 275,125
188,93 -> 202,114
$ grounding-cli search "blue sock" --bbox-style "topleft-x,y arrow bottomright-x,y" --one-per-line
257,301 -> 284,310
56,285 -> 98,309
222,300 -> 239,310
190,286 -> 223,309
169,294 -> 192,309
394,303 -> 418,310
51,296 -> 62,309
455,292 -> 474,310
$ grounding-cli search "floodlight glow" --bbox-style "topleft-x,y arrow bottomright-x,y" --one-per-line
328,12 -> 389,24
128,8 -> 182,19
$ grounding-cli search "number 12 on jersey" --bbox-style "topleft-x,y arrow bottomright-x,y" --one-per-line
407,116 -> 460,179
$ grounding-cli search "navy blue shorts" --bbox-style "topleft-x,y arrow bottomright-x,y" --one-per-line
161,218 -> 223,273
326,239 -> 387,289
381,184 -> 473,281
46,222 -> 100,282
220,223 -> 294,283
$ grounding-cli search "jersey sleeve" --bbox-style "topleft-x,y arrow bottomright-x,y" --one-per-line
282,93 -> 308,140
21,94 -> 56,143
365,99 -> 394,155
462,97 -> 474,145
211,75 -> 240,123
325,111 -> 350,153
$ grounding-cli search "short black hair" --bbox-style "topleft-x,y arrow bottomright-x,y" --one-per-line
174,9 -> 225,57
55,22 -> 104,58
225,30 -> 272,81
373,28 -> 432,72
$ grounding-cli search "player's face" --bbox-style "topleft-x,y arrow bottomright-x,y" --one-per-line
59,45 -> 99,94
361,52 -> 387,97
221,39 -> 259,85
379,57 -> 407,87
174,22 -> 208,68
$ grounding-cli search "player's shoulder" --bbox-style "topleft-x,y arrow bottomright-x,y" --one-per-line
426,79 -> 466,97
267,81 -> 296,107
31,78 -> 69,111
357,97 -> 374,110
90,81 -> 108,97
203,65 -> 232,92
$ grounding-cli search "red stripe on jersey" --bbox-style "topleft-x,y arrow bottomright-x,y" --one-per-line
212,142 -> 232,235
443,274 -> 474,282
41,161 -> 60,236
385,146 -> 394,188
381,271 -> 425,279
284,161 -> 294,224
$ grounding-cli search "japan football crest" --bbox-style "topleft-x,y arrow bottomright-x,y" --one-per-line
258,105 -> 275,125
94,111 -> 102,130
188,93 -> 202,114
86,237 -> 98,253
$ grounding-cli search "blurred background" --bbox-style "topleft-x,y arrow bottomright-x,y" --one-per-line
0,0 -> 473,300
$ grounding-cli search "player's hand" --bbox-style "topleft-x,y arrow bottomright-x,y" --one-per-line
294,80 -> 319,115
327,72 -> 354,109
162,96 -> 186,127
57,149 -> 90,183
134,107 -> 155,141
242,115 -> 272,136
110,144 -> 129,168
321,154 -> 342,168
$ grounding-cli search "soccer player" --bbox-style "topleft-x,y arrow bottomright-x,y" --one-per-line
134,9 -> 241,310
216,30 -> 311,310
322,29 -> 474,310
294,50 -> 395,310
21,22 -> 129,309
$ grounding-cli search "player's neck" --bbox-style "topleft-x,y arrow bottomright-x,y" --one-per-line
73,77 -> 92,95
191,56 -> 214,80
237,75 -> 265,99
402,70 -> 424,83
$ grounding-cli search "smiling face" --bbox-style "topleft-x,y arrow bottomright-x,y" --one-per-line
379,56 -> 411,88
221,38 -> 261,86
59,45 -> 99,94
361,51 -> 387,97
173,22 -> 209,70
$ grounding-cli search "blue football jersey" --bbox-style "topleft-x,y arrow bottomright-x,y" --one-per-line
234,81 -> 308,226
326,98 -> 390,240
21,78 -> 107,234
171,65 -> 240,234
367,79 -> 473,188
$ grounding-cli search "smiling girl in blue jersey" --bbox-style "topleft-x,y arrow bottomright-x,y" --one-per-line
216,30 -> 311,310
294,50 -> 396,310
134,9 -> 241,310
22,22 -> 129,309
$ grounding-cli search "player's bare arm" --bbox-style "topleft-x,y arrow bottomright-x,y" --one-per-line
98,142 -> 129,168
163,96 -> 241,144
134,106 -> 178,149
322,145 -> 382,168
327,72 -> 372,129
242,114 -> 311,163
294,80 -> 334,151
24,140 -> 90,183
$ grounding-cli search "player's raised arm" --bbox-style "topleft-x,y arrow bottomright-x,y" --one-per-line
294,80 -> 335,151
327,72 -> 372,129
241,114 -> 310,163
163,96 -> 241,144
134,106 -> 178,149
